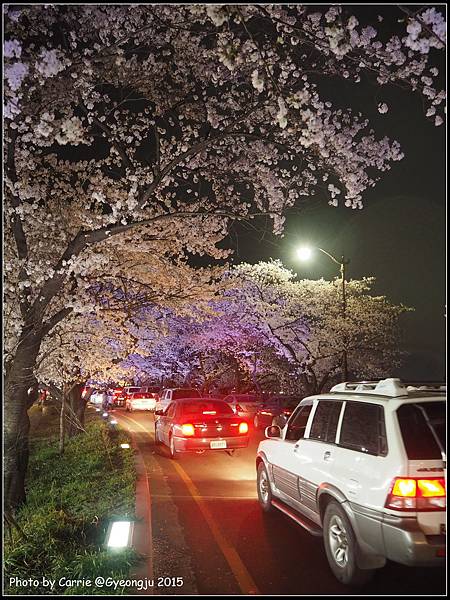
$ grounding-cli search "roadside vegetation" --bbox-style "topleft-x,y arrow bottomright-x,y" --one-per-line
4,407 -> 138,595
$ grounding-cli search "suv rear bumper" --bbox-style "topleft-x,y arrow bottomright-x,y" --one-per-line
382,515 -> 445,566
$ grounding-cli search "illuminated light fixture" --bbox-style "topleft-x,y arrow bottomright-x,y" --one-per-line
181,423 -> 195,437
239,422 -> 249,434
96,408 -> 101,412
102,412 -> 109,418
110,419 -> 118,425
120,443 -> 130,449
106,520 -> 133,549
296,246 -> 313,261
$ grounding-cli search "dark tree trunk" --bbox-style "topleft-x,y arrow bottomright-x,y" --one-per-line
4,330 -> 42,511
59,390 -> 66,455
67,382 -> 89,437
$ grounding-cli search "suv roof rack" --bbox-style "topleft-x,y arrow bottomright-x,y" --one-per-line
330,378 -> 446,398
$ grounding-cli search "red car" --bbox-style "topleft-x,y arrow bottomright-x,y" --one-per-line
154,398 -> 250,458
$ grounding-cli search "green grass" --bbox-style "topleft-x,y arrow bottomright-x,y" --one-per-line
4,416 -> 138,595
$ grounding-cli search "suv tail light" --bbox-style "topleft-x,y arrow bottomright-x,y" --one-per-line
385,477 -> 446,511
239,422 -> 249,434
181,423 -> 195,437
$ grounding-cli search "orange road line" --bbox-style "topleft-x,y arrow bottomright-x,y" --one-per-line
117,412 -> 260,594
172,461 -> 260,595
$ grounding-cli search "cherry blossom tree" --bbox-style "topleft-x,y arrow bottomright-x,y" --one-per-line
4,4 -> 445,508
226,260 -> 412,394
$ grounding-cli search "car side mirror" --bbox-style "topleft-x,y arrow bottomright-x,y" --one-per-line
155,409 -> 165,416
265,425 -> 281,439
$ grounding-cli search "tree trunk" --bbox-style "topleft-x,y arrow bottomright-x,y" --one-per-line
59,389 -> 66,455
4,331 -> 42,511
67,382 -> 89,437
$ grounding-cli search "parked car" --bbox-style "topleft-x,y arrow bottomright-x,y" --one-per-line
223,393 -> 264,418
256,378 -> 446,586
156,387 -> 202,413
154,398 -> 249,458
126,390 -> 158,412
254,395 -> 302,430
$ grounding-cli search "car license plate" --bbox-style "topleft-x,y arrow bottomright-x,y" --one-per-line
210,440 -> 227,449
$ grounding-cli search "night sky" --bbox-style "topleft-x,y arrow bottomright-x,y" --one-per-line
227,10 -> 446,381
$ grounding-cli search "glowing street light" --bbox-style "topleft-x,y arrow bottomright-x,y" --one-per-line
296,246 -> 313,261
297,245 -> 350,381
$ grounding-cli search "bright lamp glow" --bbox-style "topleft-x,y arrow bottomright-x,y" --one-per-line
106,520 -> 132,549
110,419 -> 118,425
297,246 -> 313,261
120,443 -> 130,449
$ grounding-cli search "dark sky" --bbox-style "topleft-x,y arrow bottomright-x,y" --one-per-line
228,14 -> 446,381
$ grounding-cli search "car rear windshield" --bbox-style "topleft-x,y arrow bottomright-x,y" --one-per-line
397,401 -> 445,460
173,389 -> 201,399
181,401 -> 234,416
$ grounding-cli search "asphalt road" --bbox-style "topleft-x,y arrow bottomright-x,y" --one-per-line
114,409 -> 446,596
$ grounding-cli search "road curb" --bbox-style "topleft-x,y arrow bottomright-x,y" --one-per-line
130,433 -> 154,595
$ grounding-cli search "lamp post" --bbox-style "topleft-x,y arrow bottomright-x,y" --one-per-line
296,246 -> 350,382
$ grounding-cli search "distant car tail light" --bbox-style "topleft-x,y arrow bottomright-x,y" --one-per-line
239,422 -> 249,434
282,409 -> 292,415
385,477 -> 446,511
181,424 -> 195,437
203,411 -> 217,415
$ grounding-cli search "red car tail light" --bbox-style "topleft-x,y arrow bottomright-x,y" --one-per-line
239,422 -> 249,434
181,423 -> 195,437
385,477 -> 446,511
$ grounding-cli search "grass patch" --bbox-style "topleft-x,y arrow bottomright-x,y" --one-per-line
4,418 -> 138,595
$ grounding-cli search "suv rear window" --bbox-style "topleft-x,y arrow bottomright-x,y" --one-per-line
126,387 -> 140,394
181,401 -> 234,416
397,402 -> 445,460
173,389 -> 201,400
339,402 -> 387,456
309,401 -> 342,443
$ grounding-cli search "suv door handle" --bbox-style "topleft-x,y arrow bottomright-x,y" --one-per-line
323,451 -> 331,461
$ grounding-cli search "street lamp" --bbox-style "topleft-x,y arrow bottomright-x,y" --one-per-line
296,246 -> 350,382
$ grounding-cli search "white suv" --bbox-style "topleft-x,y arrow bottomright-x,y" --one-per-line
155,388 -> 202,414
256,379 -> 446,586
